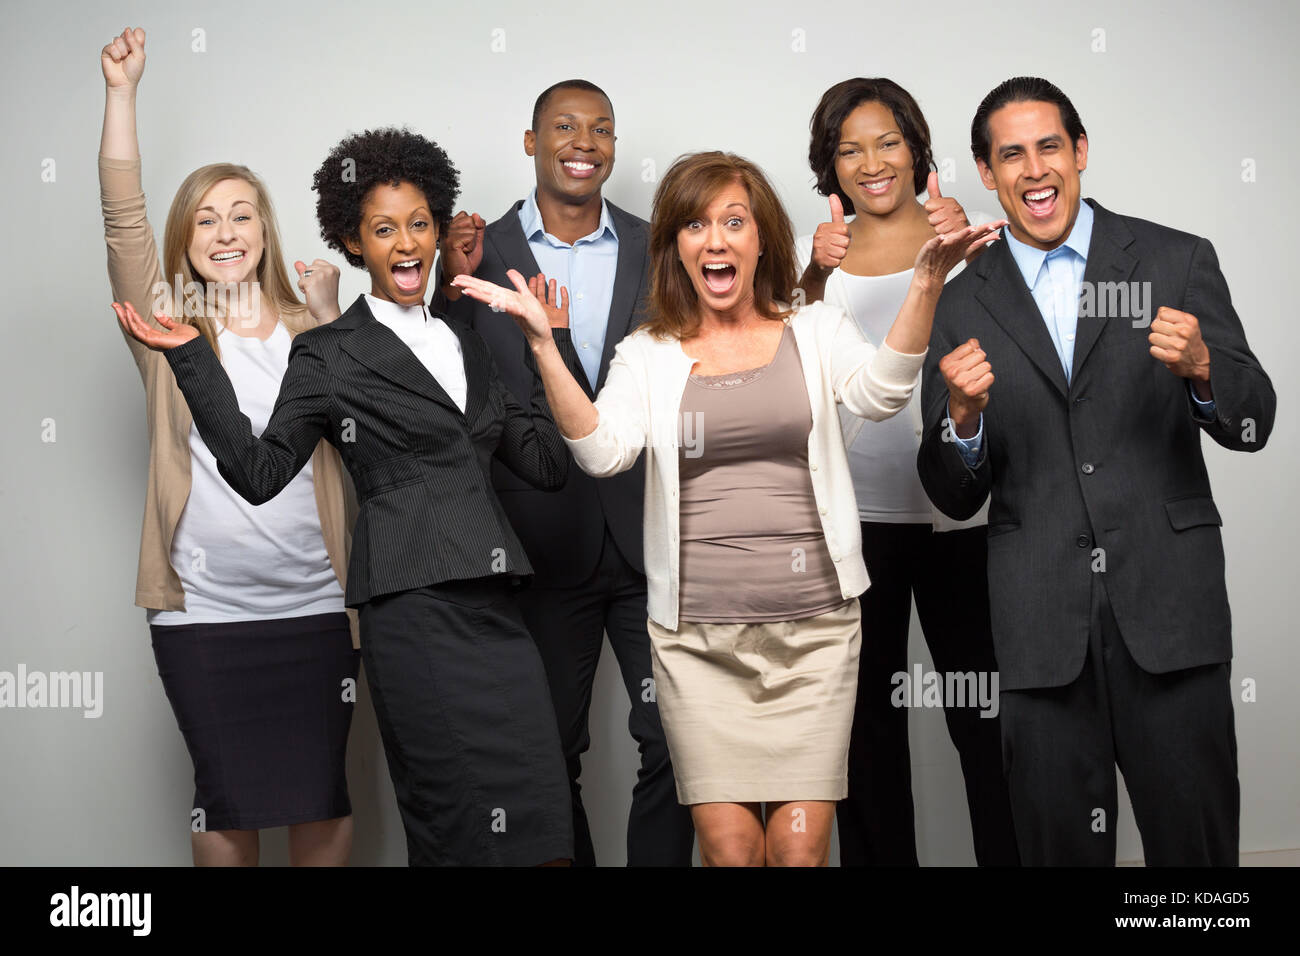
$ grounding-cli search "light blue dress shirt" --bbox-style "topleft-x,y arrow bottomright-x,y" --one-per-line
518,189 -> 619,390
952,202 -> 1214,467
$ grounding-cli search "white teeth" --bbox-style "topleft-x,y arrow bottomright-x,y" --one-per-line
703,263 -> 732,270
564,161 -> 594,170
394,260 -> 419,268
211,251 -> 243,261
1025,188 -> 1056,201
864,178 -> 893,188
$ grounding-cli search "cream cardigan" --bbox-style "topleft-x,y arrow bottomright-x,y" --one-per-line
562,300 -> 926,630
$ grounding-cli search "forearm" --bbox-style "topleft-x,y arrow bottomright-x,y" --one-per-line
100,87 -> 139,161
882,277 -> 943,355
529,336 -> 599,440
797,263 -> 830,305
165,337 -> 323,504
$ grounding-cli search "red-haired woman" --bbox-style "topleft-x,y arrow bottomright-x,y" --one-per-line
453,150 -> 1001,865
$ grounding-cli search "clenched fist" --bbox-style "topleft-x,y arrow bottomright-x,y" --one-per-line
940,338 -> 993,437
1148,306 -> 1212,400
440,211 -> 487,297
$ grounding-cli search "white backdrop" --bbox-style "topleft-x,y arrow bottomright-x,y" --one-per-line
1,0 -> 1296,865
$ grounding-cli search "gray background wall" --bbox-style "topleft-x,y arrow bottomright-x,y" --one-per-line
1,0 -> 1295,865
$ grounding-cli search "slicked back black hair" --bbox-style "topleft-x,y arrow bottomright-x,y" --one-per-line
971,77 -> 1087,165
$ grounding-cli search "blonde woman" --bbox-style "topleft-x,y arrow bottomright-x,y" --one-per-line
100,27 -> 358,866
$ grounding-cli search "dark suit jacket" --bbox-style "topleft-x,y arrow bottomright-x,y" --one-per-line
164,293 -> 569,607
432,199 -> 649,586
917,199 -> 1275,690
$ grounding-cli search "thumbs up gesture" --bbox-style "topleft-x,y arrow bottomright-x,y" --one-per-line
810,194 -> 851,275
923,172 -> 970,238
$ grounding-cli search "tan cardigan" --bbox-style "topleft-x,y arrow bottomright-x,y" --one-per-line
99,154 -> 360,647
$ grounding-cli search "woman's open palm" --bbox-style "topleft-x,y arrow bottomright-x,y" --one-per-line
113,301 -> 199,351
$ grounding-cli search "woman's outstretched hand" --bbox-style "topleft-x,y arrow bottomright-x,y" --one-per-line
913,219 -> 1007,293
113,301 -> 199,351
102,27 -> 146,91
452,269 -> 562,346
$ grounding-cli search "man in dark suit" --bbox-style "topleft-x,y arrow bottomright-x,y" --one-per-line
917,77 -> 1275,866
433,80 -> 694,866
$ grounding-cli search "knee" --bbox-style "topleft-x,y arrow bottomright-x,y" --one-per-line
765,838 -> 828,867
700,836 -> 765,867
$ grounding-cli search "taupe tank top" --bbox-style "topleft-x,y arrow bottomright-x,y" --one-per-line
677,324 -> 845,622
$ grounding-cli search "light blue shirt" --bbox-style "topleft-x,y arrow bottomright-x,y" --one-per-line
518,189 -> 619,390
953,201 -> 1214,467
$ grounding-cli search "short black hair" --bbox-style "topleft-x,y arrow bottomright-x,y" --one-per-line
531,79 -> 614,131
971,77 -> 1087,165
312,127 -> 459,269
808,78 -> 934,207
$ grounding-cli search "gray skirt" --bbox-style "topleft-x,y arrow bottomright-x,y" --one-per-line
646,600 -> 861,805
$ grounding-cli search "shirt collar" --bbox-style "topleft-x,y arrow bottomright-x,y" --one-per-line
365,293 -> 429,326
1003,198 -> 1095,289
519,188 -> 618,246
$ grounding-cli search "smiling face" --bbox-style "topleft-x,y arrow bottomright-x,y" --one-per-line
525,87 -> 615,204
343,180 -> 439,306
977,99 -> 1088,251
676,181 -> 762,318
834,100 -> 915,217
187,178 -> 264,286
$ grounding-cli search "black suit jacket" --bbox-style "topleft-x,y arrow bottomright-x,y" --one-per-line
432,199 -> 649,586
164,293 -> 568,607
917,199 -> 1275,690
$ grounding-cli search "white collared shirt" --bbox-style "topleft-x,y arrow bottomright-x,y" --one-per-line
365,294 -> 467,413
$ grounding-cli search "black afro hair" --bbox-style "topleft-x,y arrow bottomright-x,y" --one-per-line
312,127 -> 460,269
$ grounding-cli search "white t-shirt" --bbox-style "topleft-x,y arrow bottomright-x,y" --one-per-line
795,206 -> 991,530
148,322 -> 345,626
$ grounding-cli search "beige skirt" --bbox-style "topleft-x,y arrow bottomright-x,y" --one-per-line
646,600 -> 861,805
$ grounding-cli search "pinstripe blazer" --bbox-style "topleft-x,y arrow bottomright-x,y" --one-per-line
163,293 -> 572,607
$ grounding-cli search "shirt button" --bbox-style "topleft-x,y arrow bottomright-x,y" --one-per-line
581,343 -> 590,349
1076,534 -> 1090,548
576,293 -> 584,300
1081,462 -> 1095,475
1066,333 -> 1075,341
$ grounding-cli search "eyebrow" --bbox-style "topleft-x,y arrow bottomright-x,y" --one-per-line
196,200 -> 254,213
365,208 -> 432,224
554,112 -> 614,124
997,134 -> 1064,157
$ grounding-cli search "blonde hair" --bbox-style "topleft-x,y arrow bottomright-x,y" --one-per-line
161,163 -> 312,357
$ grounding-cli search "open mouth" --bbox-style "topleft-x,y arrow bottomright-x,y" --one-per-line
391,258 -> 423,293
701,261 -> 737,295
860,176 -> 895,195
562,159 -> 598,179
1023,186 -> 1058,219
210,250 -> 245,266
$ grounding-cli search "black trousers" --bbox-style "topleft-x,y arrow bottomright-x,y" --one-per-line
515,527 -> 695,866
358,577 -> 574,866
999,571 -> 1239,866
839,522 -> 1020,866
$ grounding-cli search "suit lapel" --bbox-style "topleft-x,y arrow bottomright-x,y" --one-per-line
975,237 -> 1070,399
1070,199 -> 1138,381
337,295 -> 466,418
597,203 -> 647,394
487,203 -> 543,288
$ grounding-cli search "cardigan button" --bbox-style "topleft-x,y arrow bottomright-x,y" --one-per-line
810,463 -> 818,471
819,507 -> 828,516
